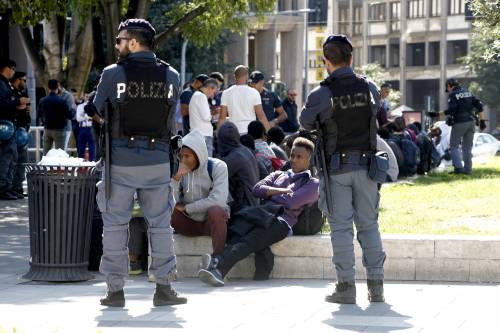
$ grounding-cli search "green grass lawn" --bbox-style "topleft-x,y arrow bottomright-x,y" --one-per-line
378,156 -> 500,235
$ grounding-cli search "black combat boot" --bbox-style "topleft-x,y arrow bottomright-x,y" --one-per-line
100,289 -> 125,307
325,281 -> 356,304
153,283 -> 187,306
367,279 -> 385,302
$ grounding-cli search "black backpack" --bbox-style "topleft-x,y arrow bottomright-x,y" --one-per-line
276,167 -> 325,236
292,201 -> 325,235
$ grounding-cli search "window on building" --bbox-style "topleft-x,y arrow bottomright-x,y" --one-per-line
339,6 -> 349,35
278,0 -> 285,12
428,41 -> 440,65
353,5 -> 363,35
276,54 -> 280,70
408,0 -> 425,19
447,40 -> 467,64
309,0 -> 328,26
430,0 -> 441,16
406,43 -> 425,66
449,0 -> 465,15
370,45 -> 387,67
369,3 -> 386,22
390,2 -> 401,32
390,43 -> 400,67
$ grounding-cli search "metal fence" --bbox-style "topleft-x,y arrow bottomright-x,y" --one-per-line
28,126 -> 77,163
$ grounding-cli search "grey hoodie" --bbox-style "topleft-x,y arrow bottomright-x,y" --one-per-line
171,129 -> 229,221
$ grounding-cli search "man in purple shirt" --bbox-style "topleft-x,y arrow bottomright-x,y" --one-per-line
198,137 -> 319,286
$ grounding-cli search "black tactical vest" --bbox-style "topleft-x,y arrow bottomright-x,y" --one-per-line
112,58 -> 173,141
320,74 -> 377,155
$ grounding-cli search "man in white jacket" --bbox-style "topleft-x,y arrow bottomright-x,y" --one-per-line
189,79 -> 218,157
171,129 -> 230,256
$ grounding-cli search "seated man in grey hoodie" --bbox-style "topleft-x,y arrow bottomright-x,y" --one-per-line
170,129 -> 230,256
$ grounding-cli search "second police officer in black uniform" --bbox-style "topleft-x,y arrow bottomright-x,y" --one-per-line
429,78 -> 485,175
300,35 -> 386,304
85,19 -> 187,307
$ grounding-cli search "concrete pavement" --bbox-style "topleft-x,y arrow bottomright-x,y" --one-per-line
1,198 -> 500,333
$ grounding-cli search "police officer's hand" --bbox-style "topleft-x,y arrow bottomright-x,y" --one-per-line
479,120 -> 487,131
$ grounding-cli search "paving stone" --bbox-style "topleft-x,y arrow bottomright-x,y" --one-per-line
416,258 -> 470,282
469,259 -> 500,283
272,257 -> 323,279
435,239 -> 500,260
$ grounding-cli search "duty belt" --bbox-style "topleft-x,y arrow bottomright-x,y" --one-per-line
337,151 -> 373,165
125,136 -> 168,150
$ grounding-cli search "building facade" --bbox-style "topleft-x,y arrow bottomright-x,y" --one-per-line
328,0 -> 473,114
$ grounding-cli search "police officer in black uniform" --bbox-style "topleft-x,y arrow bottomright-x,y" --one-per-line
0,59 -> 29,200
300,35 -> 386,304
429,78 -> 484,175
85,19 -> 186,307
249,71 -> 288,126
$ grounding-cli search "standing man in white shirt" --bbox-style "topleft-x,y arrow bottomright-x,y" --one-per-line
189,78 -> 218,157
75,93 -> 95,160
217,65 -> 270,135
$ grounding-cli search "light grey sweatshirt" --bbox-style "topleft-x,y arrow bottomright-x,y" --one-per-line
171,129 -> 229,221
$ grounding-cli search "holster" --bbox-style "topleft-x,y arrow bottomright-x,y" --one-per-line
368,151 -> 389,183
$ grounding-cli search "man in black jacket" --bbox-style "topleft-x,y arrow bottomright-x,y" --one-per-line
0,59 -> 29,200
38,79 -> 73,154
217,122 -> 260,213
11,71 -> 31,197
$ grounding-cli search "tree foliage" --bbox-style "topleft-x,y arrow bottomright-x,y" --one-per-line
1,0 -> 277,92
155,0 -> 276,47
0,0 -> 96,26
462,0 -> 500,108
356,63 -> 401,108
466,0 -> 500,64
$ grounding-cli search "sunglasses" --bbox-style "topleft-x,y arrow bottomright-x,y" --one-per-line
115,37 -> 132,45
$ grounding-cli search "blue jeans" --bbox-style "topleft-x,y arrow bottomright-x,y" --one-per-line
77,127 -> 95,161
205,136 -> 213,157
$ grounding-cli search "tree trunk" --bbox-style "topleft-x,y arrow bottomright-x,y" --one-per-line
133,0 -> 151,18
16,26 -> 48,89
41,15 -> 63,82
100,0 -> 121,65
66,14 -> 94,94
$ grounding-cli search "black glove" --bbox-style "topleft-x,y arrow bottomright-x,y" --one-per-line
479,119 -> 486,131
427,111 -> 439,118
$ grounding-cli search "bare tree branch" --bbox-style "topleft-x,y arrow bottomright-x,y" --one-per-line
154,4 -> 207,47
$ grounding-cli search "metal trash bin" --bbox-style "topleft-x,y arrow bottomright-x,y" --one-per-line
23,165 -> 98,281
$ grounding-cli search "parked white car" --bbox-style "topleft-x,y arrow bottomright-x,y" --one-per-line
473,133 -> 500,157
438,131 -> 499,168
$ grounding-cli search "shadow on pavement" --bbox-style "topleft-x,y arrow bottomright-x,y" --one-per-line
95,307 -> 185,329
324,302 -> 413,331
